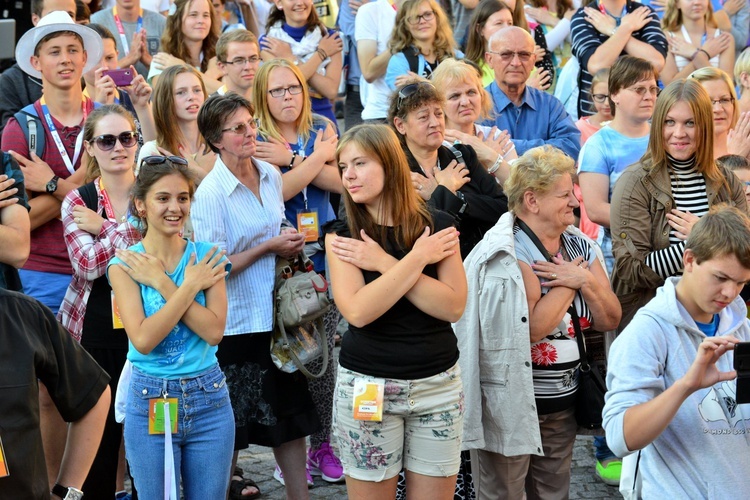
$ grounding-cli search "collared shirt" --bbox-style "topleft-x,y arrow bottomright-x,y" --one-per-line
58,180 -> 142,341
191,156 -> 285,335
482,82 -> 581,160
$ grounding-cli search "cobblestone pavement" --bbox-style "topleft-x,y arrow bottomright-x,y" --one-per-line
235,435 -> 620,499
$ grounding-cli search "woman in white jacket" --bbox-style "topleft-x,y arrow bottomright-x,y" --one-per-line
454,145 -> 620,499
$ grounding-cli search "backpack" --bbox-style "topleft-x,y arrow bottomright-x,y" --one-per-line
13,104 -> 45,159
77,181 -> 99,212
13,101 -> 102,159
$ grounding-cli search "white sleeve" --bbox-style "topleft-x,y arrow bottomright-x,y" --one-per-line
545,18 -> 572,52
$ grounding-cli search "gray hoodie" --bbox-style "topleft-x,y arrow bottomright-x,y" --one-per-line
603,277 -> 750,498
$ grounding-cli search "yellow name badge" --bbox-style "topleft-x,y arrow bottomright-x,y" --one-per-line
297,209 -> 320,243
0,434 -> 9,478
111,291 -> 124,330
148,398 -> 178,435
353,377 -> 385,421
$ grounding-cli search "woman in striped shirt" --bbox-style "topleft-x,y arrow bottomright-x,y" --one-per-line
609,78 -> 747,330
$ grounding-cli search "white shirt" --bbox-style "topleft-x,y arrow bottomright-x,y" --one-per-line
191,156 -> 285,335
355,0 -> 397,120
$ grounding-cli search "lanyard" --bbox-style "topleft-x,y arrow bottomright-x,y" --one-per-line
387,0 -> 397,10
98,178 -> 129,223
39,97 -> 87,176
113,6 -> 143,55
598,0 -> 628,25
294,137 -> 309,209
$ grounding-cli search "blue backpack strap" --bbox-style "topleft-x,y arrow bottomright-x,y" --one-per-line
13,104 -> 45,159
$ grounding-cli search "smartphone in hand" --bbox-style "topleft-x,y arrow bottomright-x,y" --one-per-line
102,68 -> 134,87
734,342 -> 750,404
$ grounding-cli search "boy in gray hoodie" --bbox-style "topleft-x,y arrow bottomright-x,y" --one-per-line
603,204 -> 750,498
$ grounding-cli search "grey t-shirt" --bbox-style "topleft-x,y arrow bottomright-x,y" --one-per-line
90,8 -> 167,78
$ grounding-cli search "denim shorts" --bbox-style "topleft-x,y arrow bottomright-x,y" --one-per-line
124,364 -> 235,498
333,363 -> 464,481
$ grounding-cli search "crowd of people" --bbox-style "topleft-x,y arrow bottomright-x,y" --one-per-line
1,0 -> 750,499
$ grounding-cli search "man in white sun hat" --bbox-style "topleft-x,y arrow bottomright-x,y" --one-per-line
0,9 -> 104,491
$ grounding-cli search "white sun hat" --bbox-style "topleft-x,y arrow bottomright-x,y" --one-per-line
15,10 -> 103,79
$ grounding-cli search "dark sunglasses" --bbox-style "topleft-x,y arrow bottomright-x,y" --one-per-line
139,155 -> 190,170
396,81 -> 435,110
92,131 -> 138,151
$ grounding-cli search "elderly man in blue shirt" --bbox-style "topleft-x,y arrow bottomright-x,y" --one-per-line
481,27 -> 581,160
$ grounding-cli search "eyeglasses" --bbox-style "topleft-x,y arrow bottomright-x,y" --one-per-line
91,131 -> 138,150
139,155 -> 189,170
626,86 -> 660,97
222,120 -> 258,135
223,56 -> 260,66
487,50 -> 534,62
407,9 -> 435,25
711,97 -> 735,107
396,81 -> 435,110
268,84 -> 303,98
592,93 -> 609,103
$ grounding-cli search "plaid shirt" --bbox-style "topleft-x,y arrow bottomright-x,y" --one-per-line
57,180 -> 141,341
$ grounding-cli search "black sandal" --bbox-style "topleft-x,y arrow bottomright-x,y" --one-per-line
230,466 -> 262,500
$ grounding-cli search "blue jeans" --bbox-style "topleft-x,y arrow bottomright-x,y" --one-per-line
594,436 -> 617,462
124,364 -> 235,498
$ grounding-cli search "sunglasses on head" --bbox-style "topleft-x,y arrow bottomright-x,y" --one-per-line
92,131 -> 138,151
396,81 -> 435,110
139,155 -> 190,171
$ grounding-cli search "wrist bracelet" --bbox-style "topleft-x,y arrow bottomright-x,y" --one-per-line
288,151 -> 297,168
698,48 -> 711,59
690,49 -> 699,61
488,154 -> 503,175
317,48 -> 328,61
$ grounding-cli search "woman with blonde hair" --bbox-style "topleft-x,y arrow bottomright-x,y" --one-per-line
148,0 -> 223,92
325,123 -> 466,499
690,66 -> 750,159
259,0 -> 344,126
138,65 -> 215,183
431,59 -> 517,183
385,0 -> 462,90
735,48 -> 750,115
610,78 -> 747,330
660,0 -> 734,85
456,145 -> 620,498
251,58 -> 345,486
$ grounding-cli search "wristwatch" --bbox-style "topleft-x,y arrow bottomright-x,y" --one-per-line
45,175 -> 60,194
51,484 -> 83,500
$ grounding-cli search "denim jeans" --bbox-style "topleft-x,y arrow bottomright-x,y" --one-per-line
594,436 -> 617,461
124,364 -> 235,498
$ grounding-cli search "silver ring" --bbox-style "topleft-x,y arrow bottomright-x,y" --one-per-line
418,184 -> 423,191
551,273 -> 557,279
76,217 -> 80,224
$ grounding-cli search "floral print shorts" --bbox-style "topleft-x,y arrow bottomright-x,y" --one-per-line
333,363 -> 464,481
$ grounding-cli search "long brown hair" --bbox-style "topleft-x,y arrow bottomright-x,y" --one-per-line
265,0 -> 327,36
336,124 -> 433,250
152,65 -> 210,157
160,0 -> 220,72
465,0 -> 513,66
643,79 -> 725,187
527,0 -> 573,21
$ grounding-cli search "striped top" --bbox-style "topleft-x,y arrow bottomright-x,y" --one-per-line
571,1 -> 668,118
644,155 -> 709,279
191,156 -> 285,335
514,223 -> 597,415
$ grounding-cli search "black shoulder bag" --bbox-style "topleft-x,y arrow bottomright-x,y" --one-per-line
516,218 -> 607,432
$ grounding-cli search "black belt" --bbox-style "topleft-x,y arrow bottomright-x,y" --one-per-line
347,84 -> 360,92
